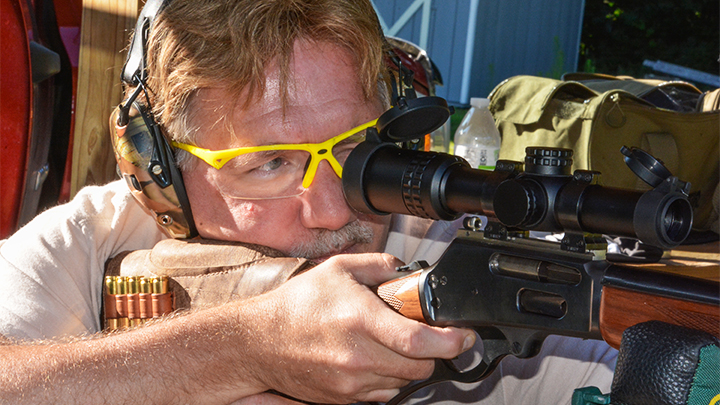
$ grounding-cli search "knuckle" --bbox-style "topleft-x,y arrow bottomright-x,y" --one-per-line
341,347 -> 374,375
330,375 -> 364,399
322,255 -> 345,272
395,326 -> 426,355
378,252 -> 402,268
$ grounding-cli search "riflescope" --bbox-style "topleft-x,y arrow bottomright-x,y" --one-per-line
342,142 -> 693,249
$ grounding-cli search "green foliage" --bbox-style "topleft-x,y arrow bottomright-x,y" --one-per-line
579,0 -> 719,79
449,107 -> 468,140
537,37 -> 567,79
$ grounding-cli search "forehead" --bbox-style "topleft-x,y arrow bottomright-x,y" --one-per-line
191,40 -> 384,150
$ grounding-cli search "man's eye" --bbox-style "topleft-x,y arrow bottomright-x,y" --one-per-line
247,152 -> 304,178
257,157 -> 284,172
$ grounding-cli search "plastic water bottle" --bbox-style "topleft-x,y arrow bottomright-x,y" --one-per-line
453,97 -> 501,170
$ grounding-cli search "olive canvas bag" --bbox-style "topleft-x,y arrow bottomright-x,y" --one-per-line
488,74 -> 719,231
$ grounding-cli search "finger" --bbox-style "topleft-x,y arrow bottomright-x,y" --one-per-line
358,387 -> 402,403
376,357 -> 436,382
348,375 -> 412,403
329,253 -> 406,285
373,314 -> 477,361
345,262 -> 478,360
229,392 -> 306,405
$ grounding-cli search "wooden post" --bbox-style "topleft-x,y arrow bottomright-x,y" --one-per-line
71,0 -> 139,197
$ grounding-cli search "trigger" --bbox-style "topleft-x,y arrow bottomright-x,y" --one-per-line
396,260 -> 429,272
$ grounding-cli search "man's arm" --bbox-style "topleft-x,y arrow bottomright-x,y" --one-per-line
0,253 -> 475,404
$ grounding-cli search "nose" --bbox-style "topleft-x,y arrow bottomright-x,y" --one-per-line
299,160 -> 355,230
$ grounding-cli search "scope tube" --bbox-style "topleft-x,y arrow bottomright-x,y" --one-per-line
557,184 -> 641,236
342,142 -> 692,248
343,142 -> 516,220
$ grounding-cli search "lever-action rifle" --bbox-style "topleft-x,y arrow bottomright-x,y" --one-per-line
341,140 -> 720,404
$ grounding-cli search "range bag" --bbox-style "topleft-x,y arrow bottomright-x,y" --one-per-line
488,74 -> 719,232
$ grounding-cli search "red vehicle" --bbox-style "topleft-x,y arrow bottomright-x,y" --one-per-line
1,0 -> 80,238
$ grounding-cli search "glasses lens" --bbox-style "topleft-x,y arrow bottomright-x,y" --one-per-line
213,126 -> 368,200
331,128 -> 366,165
213,150 -> 310,199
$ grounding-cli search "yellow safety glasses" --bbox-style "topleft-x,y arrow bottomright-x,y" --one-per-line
172,119 -> 377,199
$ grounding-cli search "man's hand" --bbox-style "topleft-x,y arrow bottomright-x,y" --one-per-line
237,253 -> 476,403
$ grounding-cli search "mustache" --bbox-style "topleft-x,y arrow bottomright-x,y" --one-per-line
288,220 -> 375,259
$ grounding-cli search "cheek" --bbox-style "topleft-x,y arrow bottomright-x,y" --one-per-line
183,166 -> 303,242
223,200 -> 266,229
182,166 -> 248,237
362,213 -> 392,250
204,198 -> 306,249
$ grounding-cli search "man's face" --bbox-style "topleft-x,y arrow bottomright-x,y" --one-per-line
182,40 -> 391,260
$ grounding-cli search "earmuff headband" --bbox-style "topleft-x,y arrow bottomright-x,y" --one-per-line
122,0 -> 168,86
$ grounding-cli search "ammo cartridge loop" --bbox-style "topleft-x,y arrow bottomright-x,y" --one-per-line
103,275 -> 173,331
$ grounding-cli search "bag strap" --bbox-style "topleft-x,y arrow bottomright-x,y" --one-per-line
699,88 -> 720,111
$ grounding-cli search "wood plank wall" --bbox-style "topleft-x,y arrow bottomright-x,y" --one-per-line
70,0 -> 139,197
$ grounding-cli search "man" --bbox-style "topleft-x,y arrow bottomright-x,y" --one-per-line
0,0 -> 616,403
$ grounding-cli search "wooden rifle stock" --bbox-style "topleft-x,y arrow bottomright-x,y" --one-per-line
600,286 -> 719,348
599,269 -> 720,349
375,271 -> 425,322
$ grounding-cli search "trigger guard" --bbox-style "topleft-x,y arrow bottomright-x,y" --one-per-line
385,357 -> 497,405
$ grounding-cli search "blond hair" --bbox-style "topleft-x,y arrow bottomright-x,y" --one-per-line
141,0 -> 388,152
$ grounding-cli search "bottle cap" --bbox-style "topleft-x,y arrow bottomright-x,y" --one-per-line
470,97 -> 490,109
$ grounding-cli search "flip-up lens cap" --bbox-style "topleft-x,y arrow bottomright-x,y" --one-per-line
377,96 -> 452,142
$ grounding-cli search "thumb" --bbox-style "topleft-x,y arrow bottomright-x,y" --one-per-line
328,253 -> 406,286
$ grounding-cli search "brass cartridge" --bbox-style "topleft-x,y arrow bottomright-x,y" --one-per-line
151,276 -> 173,317
115,276 -> 130,329
104,276 -> 119,331
127,276 -> 142,327
139,277 -> 152,322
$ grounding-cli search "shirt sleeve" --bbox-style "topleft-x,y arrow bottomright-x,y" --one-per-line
0,180 -> 166,341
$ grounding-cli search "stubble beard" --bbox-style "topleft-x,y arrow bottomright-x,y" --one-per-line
287,220 -> 376,259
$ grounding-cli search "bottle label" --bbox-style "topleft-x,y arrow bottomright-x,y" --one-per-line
456,146 -> 499,170
479,147 -> 500,169
454,144 -> 470,157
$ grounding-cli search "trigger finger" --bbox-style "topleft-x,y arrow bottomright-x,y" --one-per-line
358,388 -> 402,403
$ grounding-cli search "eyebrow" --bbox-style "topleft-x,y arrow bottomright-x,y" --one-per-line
337,129 -> 367,142
226,149 -> 284,168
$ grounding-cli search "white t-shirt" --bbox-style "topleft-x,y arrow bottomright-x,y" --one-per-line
0,180 -> 616,403
0,181 -> 165,340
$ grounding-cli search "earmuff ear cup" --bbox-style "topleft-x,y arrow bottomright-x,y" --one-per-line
110,102 -> 197,238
